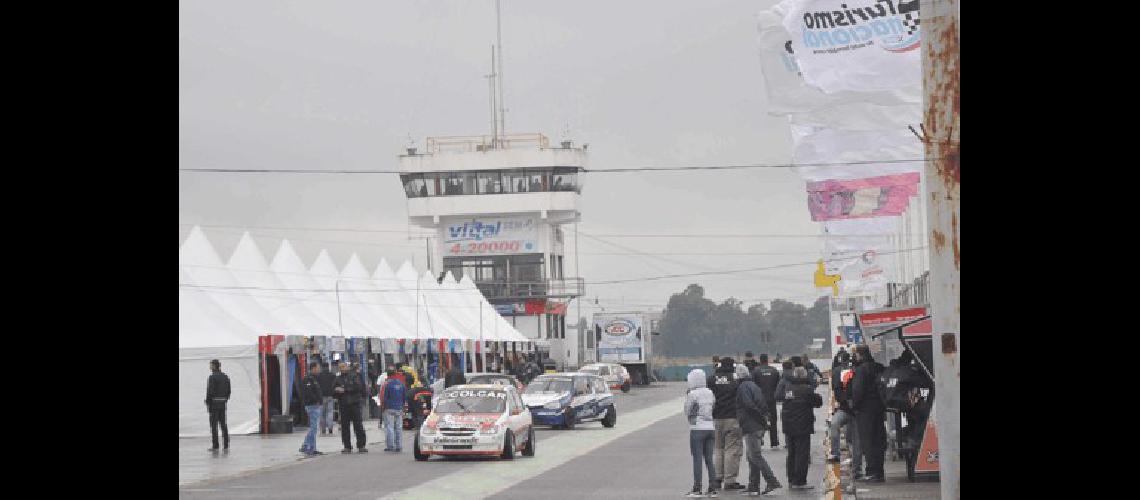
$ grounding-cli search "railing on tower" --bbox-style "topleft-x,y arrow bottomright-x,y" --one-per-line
426,133 -> 550,154
473,277 -> 584,300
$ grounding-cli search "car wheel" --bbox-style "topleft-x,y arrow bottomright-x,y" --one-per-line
621,381 -> 631,393
601,406 -> 617,428
413,434 -> 429,461
522,426 -> 536,456
563,409 -> 576,430
500,431 -> 516,460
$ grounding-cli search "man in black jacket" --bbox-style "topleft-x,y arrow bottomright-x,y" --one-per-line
850,345 -> 886,482
736,365 -> 783,496
299,363 -> 325,456
752,354 -> 781,449
334,362 -> 368,453
707,357 -> 744,491
776,367 -> 823,490
317,363 -> 336,435
205,359 -> 231,451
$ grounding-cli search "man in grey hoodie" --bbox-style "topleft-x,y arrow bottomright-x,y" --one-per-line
736,365 -> 783,496
685,369 -> 718,497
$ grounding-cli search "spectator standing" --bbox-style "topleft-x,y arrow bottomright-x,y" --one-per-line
776,367 -> 823,490
850,345 -> 887,482
205,359 -> 231,451
736,363 -> 782,496
752,354 -> 782,449
380,366 -> 407,452
299,363 -> 325,456
334,362 -> 368,453
683,369 -> 717,497
708,357 -> 745,492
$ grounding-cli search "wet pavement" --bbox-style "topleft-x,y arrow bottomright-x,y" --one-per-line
179,382 -> 939,498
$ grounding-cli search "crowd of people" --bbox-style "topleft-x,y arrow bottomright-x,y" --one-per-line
828,345 -> 932,482
205,352 -> 552,457
685,348 -> 903,497
681,344 -> 932,496
684,351 -> 822,497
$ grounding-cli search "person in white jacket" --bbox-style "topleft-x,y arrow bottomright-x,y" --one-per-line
685,369 -> 718,497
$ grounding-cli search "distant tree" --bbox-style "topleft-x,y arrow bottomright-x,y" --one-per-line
658,284 -> 830,357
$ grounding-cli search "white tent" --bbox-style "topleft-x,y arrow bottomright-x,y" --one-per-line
179,226 -> 531,437
227,233 -> 335,336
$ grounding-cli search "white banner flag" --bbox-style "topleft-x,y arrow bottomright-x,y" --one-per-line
822,219 -> 898,293
779,0 -> 922,94
791,124 -> 923,182
757,7 -> 919,119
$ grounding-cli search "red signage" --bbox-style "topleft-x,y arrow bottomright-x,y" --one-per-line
902,318 -> 933,337
915,408 -> 940,473
858,306 -> 928,327
524,299 -> 546,315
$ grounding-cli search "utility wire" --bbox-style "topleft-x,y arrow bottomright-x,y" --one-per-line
178,158 -> 927,174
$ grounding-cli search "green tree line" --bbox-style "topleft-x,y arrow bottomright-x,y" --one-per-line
657,284 -> 830,357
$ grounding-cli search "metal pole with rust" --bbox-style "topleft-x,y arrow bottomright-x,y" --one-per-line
921,0 -> 960,498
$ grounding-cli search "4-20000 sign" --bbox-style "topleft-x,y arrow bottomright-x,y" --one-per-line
449,241 -> 522,254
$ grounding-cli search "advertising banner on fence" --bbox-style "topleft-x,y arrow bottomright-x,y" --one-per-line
779,0 -> 922,94
441,216 -> 540,257
807,172 -> 920,221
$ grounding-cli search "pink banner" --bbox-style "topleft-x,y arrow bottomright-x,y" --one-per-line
806,173 -> 920,221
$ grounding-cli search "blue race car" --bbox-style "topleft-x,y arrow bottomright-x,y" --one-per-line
520,373 -> 616,430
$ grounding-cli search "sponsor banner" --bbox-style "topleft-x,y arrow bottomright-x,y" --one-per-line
524,300 -> 546,315
807,172 -> 920,221
780,0 -> 921,94
441,216 -> 540,256
328,336 -> 346,352
545,301 -> 568,315
756,7 -> 919,119
592,316 -> 647,355
494,303 -> 524,315
858,306 -> 928,326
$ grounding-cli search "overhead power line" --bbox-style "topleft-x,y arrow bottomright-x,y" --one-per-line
178,159 -> 927,174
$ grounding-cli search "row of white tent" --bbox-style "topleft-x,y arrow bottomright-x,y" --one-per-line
179,226 -> 531,437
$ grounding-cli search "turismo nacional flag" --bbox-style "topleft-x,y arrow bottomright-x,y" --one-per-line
756,7 -> 919,118
779,0 -> 922,94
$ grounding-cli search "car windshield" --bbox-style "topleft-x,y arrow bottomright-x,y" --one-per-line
468,375 -> 513,386
524,378 -> 572,394
433,389 -> 507,413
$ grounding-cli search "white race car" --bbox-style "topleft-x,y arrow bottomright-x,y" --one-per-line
579,363 -> 632,393
413,384 -> 535,461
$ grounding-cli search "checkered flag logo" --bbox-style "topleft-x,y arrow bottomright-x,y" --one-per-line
898,0 -> 921,36
902,14 -> 920,36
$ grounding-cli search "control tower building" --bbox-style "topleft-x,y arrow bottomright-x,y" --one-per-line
397,133 -> 585,368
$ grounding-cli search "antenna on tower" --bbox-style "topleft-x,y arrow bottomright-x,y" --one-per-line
485,46 -> 498,150
495,0 -> 506,143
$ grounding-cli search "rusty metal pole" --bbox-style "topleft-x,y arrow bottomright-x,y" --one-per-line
921,0 -> 960,498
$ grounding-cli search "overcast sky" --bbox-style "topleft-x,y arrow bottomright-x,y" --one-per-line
179,0 -> 828,319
